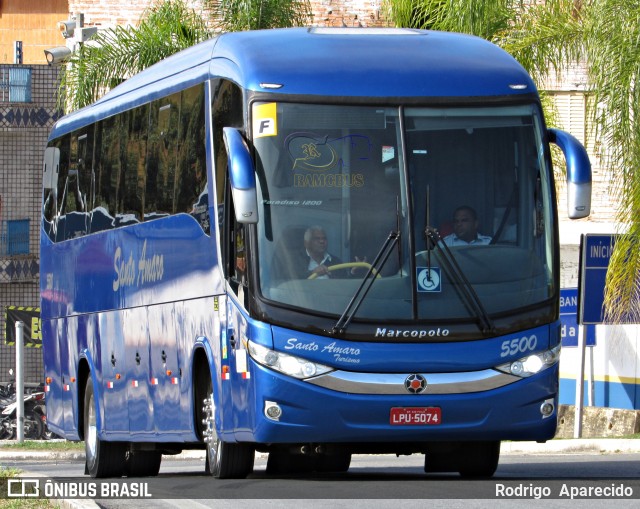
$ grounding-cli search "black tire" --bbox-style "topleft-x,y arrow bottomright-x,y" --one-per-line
84,377 -> 127,478
0,418 -> 15,440
266,451 -> 316,475
458,441 -> 500,478
200,375 -> 254,479
316,452 -> 351,473
125,449 -> 162,477
206,439 -> 255,479
424,441 -> 500,477
23,410 -> 44,439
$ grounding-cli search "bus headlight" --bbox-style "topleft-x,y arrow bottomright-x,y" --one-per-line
247,340 -> 334,379
496,344 -> 561,378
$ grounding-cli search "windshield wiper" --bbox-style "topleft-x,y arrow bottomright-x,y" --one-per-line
330,197 -> 403,335
424,227 -> 495,334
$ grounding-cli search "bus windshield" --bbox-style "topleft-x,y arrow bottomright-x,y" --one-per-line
253,102 -> 555,326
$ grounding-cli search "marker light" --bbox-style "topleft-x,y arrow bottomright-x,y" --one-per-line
496,344 -> 561,378
247,340 -> 334,379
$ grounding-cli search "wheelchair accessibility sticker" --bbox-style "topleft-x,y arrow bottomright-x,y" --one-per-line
417,267 -> 441,293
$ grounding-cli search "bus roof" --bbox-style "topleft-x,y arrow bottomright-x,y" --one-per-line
50,27 -> 537,139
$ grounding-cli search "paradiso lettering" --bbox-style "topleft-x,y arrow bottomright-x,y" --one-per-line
113,240 -> 165,291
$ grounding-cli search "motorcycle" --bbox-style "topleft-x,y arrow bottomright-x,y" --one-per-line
31,387 -> 58,440
0,371 -> 45,440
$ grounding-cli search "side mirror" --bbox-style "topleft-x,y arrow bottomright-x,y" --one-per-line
223,127 -> 258,224
548,128 -> 592,219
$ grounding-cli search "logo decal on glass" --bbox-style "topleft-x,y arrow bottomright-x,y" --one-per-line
417,267 -> 441,293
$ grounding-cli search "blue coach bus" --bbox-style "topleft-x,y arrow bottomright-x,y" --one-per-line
40,28 -> 591,479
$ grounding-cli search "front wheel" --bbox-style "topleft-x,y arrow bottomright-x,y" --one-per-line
458,441 -> 500,478
84,377 -> 126,478
201,378 -> 254,479
424,441 -> 500,478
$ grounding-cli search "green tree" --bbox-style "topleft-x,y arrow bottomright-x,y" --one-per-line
205,0 -> 313,31
59,0 -> 211,111
385,0 -> 640,322
59,0 -> 313,111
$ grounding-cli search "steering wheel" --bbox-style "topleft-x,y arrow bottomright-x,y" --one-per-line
307,262 -> 379,280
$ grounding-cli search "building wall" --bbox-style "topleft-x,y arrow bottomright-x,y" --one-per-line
67,0 -> 386,29
0,0 -> 69,65
0,63 -> 60,384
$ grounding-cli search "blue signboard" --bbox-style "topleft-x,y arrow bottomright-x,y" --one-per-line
560,288 -> 595,347
578,233 -> 638,325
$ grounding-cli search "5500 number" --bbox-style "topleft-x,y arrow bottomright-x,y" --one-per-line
500,335 -> 538,358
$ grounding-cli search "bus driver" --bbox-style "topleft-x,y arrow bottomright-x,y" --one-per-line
443,206 -> 492,246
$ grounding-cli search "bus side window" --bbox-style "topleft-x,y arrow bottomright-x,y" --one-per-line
125,105 -> 148,223
180,85 -> 209,233
53,135 -> 70,242
147,93 -> 180,220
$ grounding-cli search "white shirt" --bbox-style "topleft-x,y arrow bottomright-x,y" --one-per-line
307,251 -> 333,279
443,234 -> 492,246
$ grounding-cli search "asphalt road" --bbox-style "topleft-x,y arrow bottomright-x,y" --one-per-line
4,450 -> 640,508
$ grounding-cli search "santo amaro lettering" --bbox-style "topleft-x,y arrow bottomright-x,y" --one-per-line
285,338 -> 361,356
113,240 -> 165,291
375,327 -> 450,338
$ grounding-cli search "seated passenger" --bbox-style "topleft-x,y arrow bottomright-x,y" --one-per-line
443,206 -> 492,246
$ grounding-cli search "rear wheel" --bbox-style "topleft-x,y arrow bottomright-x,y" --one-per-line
125,449 -> 162,477
0,418 -> 15,440
200,376 -> 254,479
23,410 -> 44,439
84,377 -> 126,478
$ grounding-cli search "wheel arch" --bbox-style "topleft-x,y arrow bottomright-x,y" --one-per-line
76,353 -> 97,441
192,340 -> 219,441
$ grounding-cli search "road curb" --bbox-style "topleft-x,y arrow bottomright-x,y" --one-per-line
501,438 -> 640,454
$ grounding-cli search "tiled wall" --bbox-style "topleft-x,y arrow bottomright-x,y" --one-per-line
0,64 -> 59,384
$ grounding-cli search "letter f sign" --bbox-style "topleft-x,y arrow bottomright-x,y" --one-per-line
259,119 -> 273,134
253,103 -> 278,138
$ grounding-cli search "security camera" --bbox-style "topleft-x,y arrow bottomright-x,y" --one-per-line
44,46 -> 72,66
58,20 -> 76,39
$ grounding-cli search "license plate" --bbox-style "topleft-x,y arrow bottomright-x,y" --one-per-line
390,407 -> 441,425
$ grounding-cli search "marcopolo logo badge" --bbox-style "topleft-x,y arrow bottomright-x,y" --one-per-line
404,374 -> 427,394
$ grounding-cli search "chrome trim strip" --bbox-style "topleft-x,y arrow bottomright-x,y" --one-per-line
305,369 -> 519,394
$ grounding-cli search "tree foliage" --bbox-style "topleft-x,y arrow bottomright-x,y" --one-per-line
385,0 -> 640,322
205,0 -> 313,31
59,0 -> 211,111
